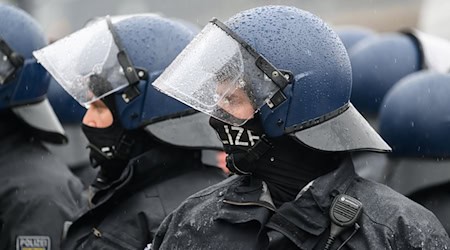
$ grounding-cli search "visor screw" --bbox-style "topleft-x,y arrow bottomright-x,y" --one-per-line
122,93 -> 130,103
126,67 -> 133,73
272,71 -> 279,78
277,119 -> 284,126
270,157 -> 275,162
138,71 -> 145,78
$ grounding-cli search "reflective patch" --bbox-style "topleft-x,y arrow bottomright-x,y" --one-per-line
16,236 -> 51,250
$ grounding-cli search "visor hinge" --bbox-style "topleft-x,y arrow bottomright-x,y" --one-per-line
135,67 -> 149,81
265,90 -> 287,109
122,85 -> 141,103
279,70 -> 294,83
9,52 -> 24,67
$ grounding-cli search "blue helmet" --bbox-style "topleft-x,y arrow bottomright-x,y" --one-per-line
35,14 -> 221,149
349,33 -> 423,117
379,71 -> 450,157
335,25 -> 376,51
378,71 -> 450,195
153,6 -> 390,152
0,3 -> 65,143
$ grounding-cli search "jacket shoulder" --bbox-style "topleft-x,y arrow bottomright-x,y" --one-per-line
351,177 -> 449,248
162,175 -> 241,219
352,178 -> 438,220
185,174 -> 241,199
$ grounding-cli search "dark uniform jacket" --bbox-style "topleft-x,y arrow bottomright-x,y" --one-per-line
153,158 -> 450,250
0,133 -> 86,250
62,146 -> 225,250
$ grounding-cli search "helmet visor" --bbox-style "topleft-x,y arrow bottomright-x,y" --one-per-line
152,21 -> 281,126
33,17 -> 129,107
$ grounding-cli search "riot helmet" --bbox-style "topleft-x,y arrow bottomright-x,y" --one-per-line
379,70 -> 450,195
153,5 -> 390,153
350,30 -> 450,118
380,71 -> 450,158
0,3 -> 65,143
34,14 -> 221,150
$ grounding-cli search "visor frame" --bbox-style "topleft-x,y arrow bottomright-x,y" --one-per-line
33,16 -> 149,107
152,18 -> 295,127
0,37 -> 24,84
211,18 -> 293,108
105,15 -> 150,104
105,15 -> 145,86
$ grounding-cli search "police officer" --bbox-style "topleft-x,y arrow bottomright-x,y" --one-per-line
151,6 -> 449,249
379,71 -> 450,234
0,4 -> 86,250
34,14 -> 225,249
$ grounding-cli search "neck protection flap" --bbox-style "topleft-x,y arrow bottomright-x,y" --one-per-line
210,115 -> 344,207
82,95 -> 153,184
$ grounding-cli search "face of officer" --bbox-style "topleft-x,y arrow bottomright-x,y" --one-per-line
216,83 -> 255,121
82,99 -> 113,128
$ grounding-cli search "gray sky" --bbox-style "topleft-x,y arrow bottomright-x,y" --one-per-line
1,0 -> 422,39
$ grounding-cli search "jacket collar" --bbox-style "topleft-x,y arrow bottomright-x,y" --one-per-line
217,157 -> 357,249
308,157 -> 357,211
90,146 -> 201,205
267,157 -> 357,249
216,176 -> 274,226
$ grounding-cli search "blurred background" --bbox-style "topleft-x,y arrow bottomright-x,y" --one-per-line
2,0 -> 450,232
0,0 -> 447,41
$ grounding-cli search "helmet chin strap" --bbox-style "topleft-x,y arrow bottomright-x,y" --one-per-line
85,132 -> 135,166
86,142 -> 114,165
209,114 -> 273,175
225,134 -> 272,175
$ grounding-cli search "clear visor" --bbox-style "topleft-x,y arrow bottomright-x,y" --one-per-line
152,22 -> 280,126
33,17 -> 128,107
0,50 -> 16,84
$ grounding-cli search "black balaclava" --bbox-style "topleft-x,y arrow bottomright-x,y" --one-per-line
81,94 -> 153,186
210,115 -> 345,207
